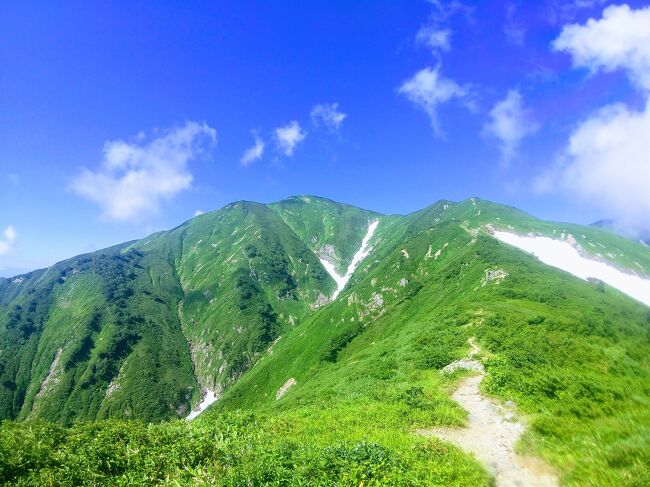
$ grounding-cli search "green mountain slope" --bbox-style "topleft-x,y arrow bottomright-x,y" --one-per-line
143,201 -> 337,396
269,195 -> 380,275
0,243 -> 198,423
1,196 -> 649,486
214,200 -> 650,484
0,197 -> 373,423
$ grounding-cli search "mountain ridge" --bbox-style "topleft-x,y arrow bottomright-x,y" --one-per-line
6,194 -> 642,283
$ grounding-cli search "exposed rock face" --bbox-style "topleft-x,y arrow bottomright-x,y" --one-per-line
312,292 -> 330,309
442,338 -> 483,374
276,378 -> 297,400
442,358 -> 484,374
316,244 -> 340,268
30,349 -> 64,417
105,381 -> 121,398
370,293 -> 384,309
35,349 -> 63,403
483,268 -> 509,286
432,243 -> 448,260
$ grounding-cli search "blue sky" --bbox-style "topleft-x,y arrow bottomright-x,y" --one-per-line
1,1 -> 649,275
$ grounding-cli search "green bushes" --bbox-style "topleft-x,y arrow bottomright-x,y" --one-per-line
398,386 -> 428,410
321,323 -> 363,363
412,321 -> 467,370
0,411 -> 490,486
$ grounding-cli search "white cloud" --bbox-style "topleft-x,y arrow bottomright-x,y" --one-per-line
398,65 -> 467,134
274,121 -> 306,157
537,100 -> 650,231
416,0 -> 472,55
540,5 -> 650,232
310,103 -> 347,131
416,26 -> 451,53
483,90 -> 538,166
553,4 -> 650,90
240,131 -> 265,166
71,122 -> 216,221
194,209 -> 204,217
0,226 -> 16,262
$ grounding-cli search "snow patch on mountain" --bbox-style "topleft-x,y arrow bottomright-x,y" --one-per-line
186,389 -> 219,420
319,220 -> 379,300
493,231 -> 650,307
319,259 -> 347,294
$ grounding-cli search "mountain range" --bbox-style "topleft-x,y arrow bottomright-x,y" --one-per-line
1,195 -> 649,486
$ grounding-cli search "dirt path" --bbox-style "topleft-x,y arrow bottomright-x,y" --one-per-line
419,339 -> 558,487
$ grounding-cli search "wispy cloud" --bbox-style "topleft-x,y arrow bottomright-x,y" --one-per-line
71,122 -> 216,221
544,0 -> 608,26
416,25 -> 451,54
194,209 -> 204,217
401,2 -> 473,134
427,0 -> 473,24
483,90 -> 538,166
240,131 -> 265,166
540,5 -> 650,232
274,121 -> 306,157
311,103 -> 347,132
416,0 -> 472,55
398,65 -> 467,135
504,4 -> 526,46
0,226 -> 16,264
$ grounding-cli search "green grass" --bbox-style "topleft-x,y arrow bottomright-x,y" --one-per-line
0,403 -> 490,486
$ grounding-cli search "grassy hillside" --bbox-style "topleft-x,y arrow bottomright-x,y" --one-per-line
146,201 -> 337,395
214,203 -> 650,485
1,196 -> 649,485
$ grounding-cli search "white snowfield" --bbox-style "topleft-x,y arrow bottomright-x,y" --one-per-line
320,220 -> 379,300
493,231 -> 650,307
186,389 -> 219,421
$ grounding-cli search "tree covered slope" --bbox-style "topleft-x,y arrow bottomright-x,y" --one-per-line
1,196 -> 649,485
0,243 -> 198,423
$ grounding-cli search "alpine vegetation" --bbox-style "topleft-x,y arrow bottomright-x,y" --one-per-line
1,195 -> 650,486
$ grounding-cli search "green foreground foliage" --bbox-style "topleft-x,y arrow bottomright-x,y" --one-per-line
1,404 -> 490,486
